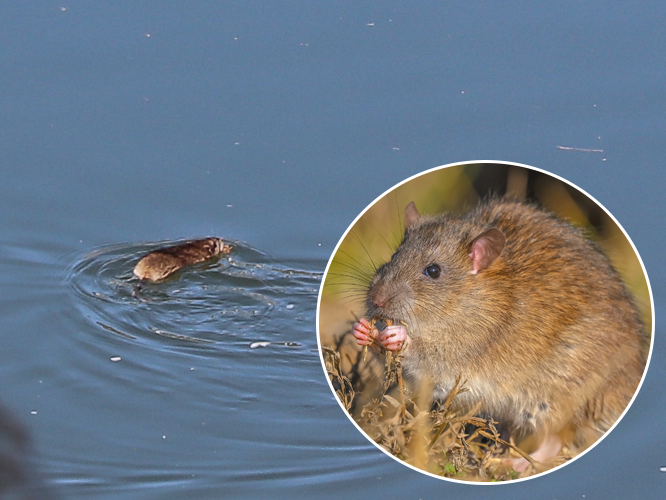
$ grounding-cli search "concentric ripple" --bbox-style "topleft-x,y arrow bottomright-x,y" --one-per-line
67,239 -> 323,353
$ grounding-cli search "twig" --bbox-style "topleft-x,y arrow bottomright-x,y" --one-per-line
477,429 -> 538,468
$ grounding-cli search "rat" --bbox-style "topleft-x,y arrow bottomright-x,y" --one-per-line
133,237 -> 232,282
352,199 -> 646,472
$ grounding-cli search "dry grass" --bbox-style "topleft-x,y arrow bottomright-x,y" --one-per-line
323,330 -> 574,481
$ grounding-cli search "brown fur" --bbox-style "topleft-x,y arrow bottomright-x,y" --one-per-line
133,237 -> 232,282
366,200 -> 646,451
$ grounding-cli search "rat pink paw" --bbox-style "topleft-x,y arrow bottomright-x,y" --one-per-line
501,434 -> 561,473
352,318 -> 375,346
502,457 -> 530,473
378,325 -> 409,351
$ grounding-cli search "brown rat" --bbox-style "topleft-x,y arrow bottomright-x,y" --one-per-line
133,237 -> 232,282
353,199 -> 646,471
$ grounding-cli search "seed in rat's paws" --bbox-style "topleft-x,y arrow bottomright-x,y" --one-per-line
373,319 -> 387,332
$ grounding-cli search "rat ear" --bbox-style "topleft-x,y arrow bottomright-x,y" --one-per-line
469,228 -> 506,274
404,202 -> 420,228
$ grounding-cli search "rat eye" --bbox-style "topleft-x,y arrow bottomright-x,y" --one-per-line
424,264 -> 441,279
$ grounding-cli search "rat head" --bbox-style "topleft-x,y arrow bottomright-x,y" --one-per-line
366,202 -> 506,337
202,237 -> 231,257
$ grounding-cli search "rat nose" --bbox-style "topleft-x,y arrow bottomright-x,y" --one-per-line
370,290 -> 387,308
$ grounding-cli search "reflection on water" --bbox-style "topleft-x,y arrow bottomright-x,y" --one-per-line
0,403 -> 58,499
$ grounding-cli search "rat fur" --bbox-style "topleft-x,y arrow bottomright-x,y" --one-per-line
354,199 -> 646,470
133,237 -> 231,282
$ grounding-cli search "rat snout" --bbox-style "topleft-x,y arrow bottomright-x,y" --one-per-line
368,279 -> 411,313
370,289 -> 388,308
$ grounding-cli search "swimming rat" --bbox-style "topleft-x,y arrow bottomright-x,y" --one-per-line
133,237 -> 231,282
352,199 -> 646,472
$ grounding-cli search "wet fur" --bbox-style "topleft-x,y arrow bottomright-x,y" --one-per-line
133,237 -> 231,282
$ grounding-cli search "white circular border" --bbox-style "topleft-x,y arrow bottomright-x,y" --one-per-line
315,160 -> 655,485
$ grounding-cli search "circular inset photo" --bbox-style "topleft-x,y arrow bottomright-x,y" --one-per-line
316,161 -> 653,483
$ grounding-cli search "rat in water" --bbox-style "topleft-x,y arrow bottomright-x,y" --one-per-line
352,199 -> 646,471
133,237 -> 232,282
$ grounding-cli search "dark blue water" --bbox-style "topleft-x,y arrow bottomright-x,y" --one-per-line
0,1 -> 663,498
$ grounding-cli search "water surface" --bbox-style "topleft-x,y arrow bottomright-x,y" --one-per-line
0,1 -> 663,498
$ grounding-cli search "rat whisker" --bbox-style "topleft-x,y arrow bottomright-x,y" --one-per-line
334,250 -> 376,280
326,271 -> 372,285
349,229 -> 379,273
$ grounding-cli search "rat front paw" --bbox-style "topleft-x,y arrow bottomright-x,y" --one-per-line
352,318 -> 376,346
378,325 -> 409,351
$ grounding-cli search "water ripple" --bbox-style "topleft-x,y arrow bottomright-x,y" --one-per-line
4,239 -> 386,498
67,239 -> 323,354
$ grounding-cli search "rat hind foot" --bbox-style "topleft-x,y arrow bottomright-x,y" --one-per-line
501,433 -> 562,473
